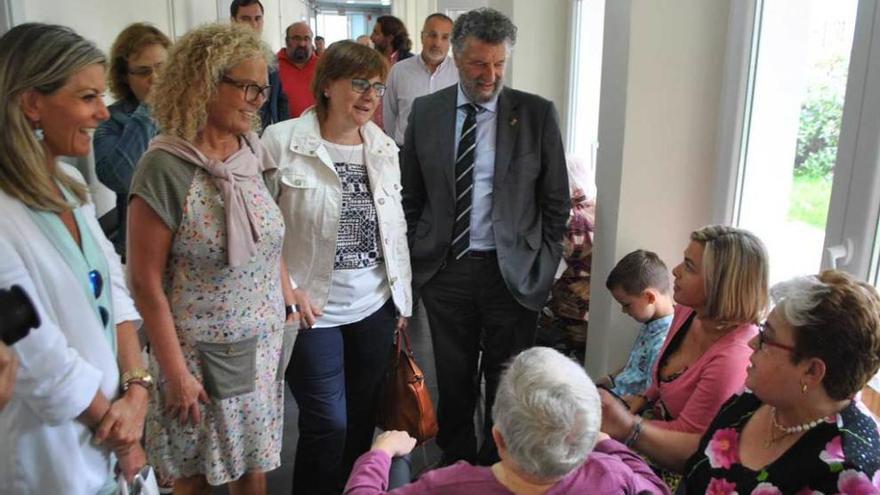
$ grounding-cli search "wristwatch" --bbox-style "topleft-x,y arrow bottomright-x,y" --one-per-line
120,368 -> 154,392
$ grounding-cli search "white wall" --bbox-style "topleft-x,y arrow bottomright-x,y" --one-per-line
433,0 -> 571,136
393,0 -> 439,54
509,0 -> 570,133
586,0 -> 732,378
11,0 -> 311,55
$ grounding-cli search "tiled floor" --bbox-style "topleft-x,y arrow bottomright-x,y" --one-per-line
212,302 -> 443,494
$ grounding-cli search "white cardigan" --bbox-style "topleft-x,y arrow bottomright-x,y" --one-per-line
262,110 -> 413,317
0,164 -> 141,495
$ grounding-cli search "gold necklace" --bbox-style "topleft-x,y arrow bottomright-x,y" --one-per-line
763,419 -> 791,448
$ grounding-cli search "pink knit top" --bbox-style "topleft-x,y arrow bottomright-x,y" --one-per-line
643,305 -> 757,433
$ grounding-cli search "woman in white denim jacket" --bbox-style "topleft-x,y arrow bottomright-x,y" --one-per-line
262,41 -> 412,494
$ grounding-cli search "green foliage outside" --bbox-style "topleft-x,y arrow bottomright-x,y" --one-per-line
788,56 -> 845,228
793,55 -> 846,179
788,174 -> 832,229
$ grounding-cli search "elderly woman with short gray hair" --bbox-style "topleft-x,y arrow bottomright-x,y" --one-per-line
343,347 -> 670,494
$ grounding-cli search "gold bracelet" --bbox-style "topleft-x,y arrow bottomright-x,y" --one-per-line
120,368 -> 154,392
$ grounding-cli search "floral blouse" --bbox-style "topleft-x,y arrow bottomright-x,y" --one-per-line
681,392 -> 880,494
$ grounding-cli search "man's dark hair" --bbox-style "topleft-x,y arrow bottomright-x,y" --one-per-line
315,35 -> 325,42
605,250 -> 671,295
376,15 -> 412,53
424,13 -> 454,26
452,8 -> 517,55
230,0 -> 263,18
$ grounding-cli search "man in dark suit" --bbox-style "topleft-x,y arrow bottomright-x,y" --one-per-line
402,7 -> 569,466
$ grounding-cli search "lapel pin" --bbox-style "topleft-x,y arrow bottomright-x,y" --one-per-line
509,117 -> 518,126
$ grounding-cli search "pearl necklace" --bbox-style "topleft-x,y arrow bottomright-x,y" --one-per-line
770,406 -> 827,434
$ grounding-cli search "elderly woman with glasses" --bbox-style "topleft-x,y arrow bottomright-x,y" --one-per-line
262,40 -> 412,494
602,270 -> 880,493
94,23 -> 170,258
127,23 -> 295,494
344,347 -> 669,494
0,24 -> 148,494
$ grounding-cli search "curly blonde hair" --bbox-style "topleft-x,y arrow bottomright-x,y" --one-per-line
148,23 -> 273,141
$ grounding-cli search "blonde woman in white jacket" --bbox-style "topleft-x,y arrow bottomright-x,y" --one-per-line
262,40 -> 412,495
0,24 -> 148,494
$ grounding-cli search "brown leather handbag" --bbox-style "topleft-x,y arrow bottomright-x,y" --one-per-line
376,326 -> 439,445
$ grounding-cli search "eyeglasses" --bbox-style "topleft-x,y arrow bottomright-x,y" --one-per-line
128,63 -> 164,77
351,78 -> 386,97
221,76 -> 272,103
757,322 -> 796,353
88,269 -> 110,328
286,35 -> 311,43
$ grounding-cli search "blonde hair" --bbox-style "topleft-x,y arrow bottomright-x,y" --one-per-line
0,23 -> 105,212
148,23 -> 272,141
691,225 -> 768,325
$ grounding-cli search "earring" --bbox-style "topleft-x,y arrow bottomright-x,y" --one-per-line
34,121 -> 44,141
801,382 -> 808,394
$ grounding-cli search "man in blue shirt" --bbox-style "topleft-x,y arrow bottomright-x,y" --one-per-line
402,8 -> 569,467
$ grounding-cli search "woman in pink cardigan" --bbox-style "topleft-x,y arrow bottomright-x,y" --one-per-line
610,225 -> 769,435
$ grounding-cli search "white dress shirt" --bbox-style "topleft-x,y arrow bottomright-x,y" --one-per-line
383,54 -> 459,145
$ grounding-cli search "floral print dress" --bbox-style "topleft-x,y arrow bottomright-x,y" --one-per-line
135,151 -> 286,485
682,392 -> 880,494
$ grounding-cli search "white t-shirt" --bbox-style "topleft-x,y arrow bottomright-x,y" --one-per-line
313,140 -> 391,328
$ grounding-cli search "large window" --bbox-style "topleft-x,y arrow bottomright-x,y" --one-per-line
730,0 -> 857,284
565,0 -> 605,197
720,0 -> 880,286
720,0 -> 880,392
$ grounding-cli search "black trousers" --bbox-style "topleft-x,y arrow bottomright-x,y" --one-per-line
420,252 -> 538,465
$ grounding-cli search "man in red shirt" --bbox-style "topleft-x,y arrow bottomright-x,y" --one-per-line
278,21 -> 318,118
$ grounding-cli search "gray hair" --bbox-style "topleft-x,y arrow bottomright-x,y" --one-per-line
451,8 -> 517,55
770,275 -> 831,328
492,347 -> 600,480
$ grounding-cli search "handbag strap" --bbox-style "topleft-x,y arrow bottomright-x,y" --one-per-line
394,326 -> 414,357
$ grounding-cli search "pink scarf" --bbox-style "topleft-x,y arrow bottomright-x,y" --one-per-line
148,132 -> 277,267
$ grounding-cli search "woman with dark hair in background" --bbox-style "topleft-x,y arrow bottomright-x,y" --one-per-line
369,15 -> 413,130
94,22 -> 170,258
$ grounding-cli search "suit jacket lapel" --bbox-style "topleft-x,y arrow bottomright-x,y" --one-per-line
433,86 -> 458,195
493,87 -> 517,189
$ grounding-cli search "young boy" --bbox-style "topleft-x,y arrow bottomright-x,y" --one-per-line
599,249 -> 675,399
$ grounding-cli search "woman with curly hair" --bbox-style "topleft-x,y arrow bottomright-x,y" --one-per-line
94,23 -> 170,257
127,23 -> 296,494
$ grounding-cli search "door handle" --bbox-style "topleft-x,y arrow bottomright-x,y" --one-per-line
824,238 -> 853,270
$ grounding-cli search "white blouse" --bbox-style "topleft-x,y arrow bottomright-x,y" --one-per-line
0,164 -> 141,495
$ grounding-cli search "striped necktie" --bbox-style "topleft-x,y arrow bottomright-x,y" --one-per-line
452,103 -> 480,260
